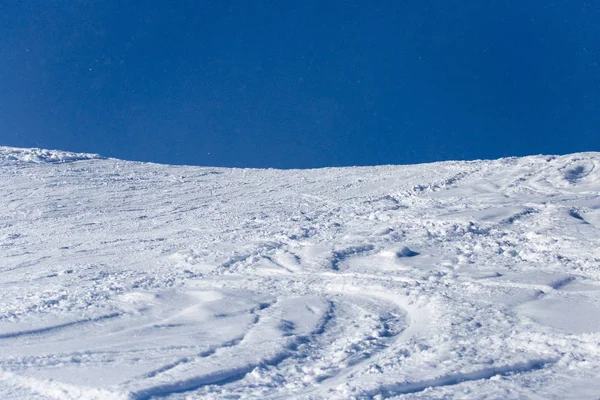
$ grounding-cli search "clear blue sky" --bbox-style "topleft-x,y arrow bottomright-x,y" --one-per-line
1,1 -> 599,168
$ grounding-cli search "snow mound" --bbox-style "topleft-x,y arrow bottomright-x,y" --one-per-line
0,146 -> 105,164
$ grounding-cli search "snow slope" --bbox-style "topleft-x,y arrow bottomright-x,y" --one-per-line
1,147 -> 600,399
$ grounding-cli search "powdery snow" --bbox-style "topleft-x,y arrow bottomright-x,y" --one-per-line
0,147 -> 600,399
0,147 -> 104,165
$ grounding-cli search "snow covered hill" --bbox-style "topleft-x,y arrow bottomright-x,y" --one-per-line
1,147 -> 600,399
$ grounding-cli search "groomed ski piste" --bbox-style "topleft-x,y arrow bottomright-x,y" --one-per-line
1,146 -> 600,399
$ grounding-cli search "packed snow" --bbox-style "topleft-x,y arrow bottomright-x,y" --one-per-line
1,147 -> 600,399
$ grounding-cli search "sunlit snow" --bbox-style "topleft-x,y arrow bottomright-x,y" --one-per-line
1,147 -> 600,399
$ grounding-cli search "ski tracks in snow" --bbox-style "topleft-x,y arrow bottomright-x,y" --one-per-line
1,150 -> 600,398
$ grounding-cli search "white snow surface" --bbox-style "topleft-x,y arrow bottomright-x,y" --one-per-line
1,147 -> 600,399
0,147 -> 104,165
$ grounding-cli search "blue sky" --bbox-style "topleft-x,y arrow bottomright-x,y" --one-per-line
1,1 -> 599,168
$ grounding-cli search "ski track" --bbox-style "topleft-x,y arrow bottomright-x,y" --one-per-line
1,148 -> 600,399
364,358 -> 557,399
0,313 -> 122,340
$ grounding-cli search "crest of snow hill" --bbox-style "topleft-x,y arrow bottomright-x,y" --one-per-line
0,147 -> 105,164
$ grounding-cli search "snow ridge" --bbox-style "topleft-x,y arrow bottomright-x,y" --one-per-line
0,146 -> 105,164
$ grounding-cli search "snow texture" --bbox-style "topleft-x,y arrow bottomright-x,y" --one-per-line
1,146 -> 600,399
0,147 -> 104,165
